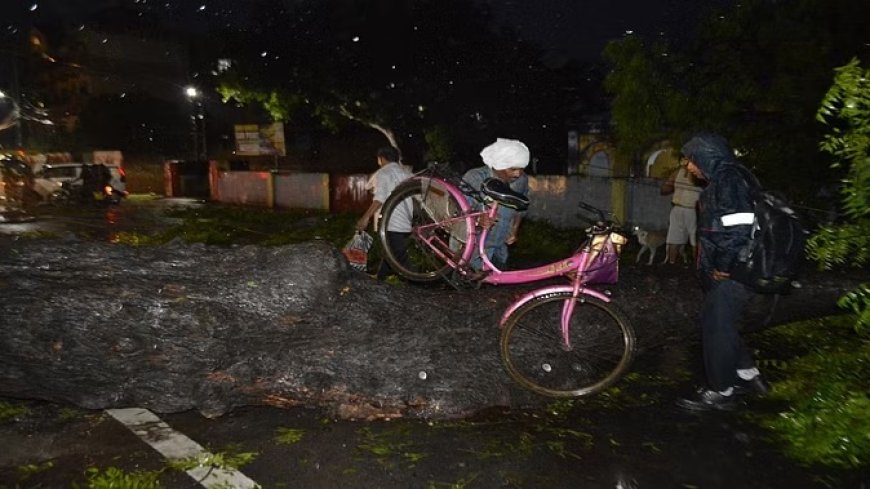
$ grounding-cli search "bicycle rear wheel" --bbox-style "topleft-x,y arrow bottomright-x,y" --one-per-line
378,179 -> 473,282
499,293 -> 635,398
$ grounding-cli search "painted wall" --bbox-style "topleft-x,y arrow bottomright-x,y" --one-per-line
193,166 -> 674,230
275,172 -> 330,211
527,175 -> 670,231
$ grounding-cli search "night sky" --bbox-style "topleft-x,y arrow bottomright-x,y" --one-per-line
3,0 -> 734,62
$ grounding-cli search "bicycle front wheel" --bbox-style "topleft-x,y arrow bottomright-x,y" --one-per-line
378,179 -> 473,282
500,293 -> 635,398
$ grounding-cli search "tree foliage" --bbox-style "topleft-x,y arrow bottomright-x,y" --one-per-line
807,58 -> 870,332
602,0 -> 866,201
208,0 -> 582,168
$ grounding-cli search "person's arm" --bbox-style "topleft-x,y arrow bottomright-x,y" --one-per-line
710,168 -> 754,279
660,168 -> 678,195
506,174 -> 529,244
506,214 -> 522,244
356,200 -> 382,232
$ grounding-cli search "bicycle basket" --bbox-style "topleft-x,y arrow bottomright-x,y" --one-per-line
581,232 -> 626,285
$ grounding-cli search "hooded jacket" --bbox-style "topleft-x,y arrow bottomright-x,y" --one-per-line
681,134 -> 754,288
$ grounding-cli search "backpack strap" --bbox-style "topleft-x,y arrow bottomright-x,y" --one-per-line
729,163 -> 762,196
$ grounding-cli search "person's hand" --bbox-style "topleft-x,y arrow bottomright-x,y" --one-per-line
355,217 -> 369,232
711,269 -> 730,281
478,214 -> 498,230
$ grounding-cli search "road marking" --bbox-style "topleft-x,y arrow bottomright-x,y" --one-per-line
106,408 -> 260,489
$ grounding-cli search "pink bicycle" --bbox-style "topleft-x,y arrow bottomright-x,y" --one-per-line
377,164 -> 635,397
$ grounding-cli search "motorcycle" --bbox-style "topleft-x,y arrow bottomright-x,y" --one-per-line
49,179 -> 125,205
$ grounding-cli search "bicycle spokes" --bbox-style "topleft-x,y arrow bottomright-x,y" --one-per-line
499,293 -> 634,398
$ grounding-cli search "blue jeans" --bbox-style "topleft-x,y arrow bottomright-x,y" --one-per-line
700,279 -> 756,391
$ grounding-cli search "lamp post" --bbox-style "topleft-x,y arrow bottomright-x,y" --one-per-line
184,86 -> 207,160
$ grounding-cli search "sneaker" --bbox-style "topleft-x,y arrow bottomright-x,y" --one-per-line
735,374 -> 770,396
677,388 -> 739,412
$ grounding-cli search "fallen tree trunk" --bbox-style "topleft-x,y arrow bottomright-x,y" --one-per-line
0,237 -> 859,419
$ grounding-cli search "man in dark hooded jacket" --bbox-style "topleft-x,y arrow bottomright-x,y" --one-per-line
676,133 -> 769,412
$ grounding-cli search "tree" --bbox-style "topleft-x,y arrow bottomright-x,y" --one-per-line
602,0 -> 866,202
209,0 -> 580,167
807,58 -> 870,332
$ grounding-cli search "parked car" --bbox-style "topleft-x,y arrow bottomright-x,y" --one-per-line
32,162 -> 127,204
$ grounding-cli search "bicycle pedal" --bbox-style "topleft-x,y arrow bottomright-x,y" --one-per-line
441,269 -> 482,290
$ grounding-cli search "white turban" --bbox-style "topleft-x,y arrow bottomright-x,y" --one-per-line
480,138 -> 530,170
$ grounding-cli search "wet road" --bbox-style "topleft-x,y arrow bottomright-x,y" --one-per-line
0,197 -> 204,240
0,199 -> 866,488
2,373 -> 862,488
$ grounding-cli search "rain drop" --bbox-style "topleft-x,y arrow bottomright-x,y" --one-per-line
352,36 -> 360,42
418,371 -> 427,380
542,363 -> 552,372
198,5 -> 206,11
29,4 -> 38,12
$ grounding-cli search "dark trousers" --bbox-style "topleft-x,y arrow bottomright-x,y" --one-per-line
700,279 -> 756,391
377,231 -> 409,280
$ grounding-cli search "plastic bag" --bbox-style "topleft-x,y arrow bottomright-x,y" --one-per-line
342,231 -> 374,272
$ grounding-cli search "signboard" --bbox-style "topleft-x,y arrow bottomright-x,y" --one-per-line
234,123 -> 286,156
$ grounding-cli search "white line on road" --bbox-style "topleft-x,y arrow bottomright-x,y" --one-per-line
106,408 -> 260,489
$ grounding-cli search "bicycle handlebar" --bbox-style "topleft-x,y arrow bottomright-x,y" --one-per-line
577,201 -> 606,224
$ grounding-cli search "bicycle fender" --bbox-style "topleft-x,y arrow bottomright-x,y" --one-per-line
413,175 -> 473,213
498,285 -> 611,328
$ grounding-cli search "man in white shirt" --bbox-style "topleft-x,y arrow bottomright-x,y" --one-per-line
660,157 -> 703,264
356,146 -> 412,279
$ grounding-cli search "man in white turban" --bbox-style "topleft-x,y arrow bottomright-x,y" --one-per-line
462,138 -> 531,270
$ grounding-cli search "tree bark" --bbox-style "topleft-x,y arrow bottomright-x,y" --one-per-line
0,237 -> 859,419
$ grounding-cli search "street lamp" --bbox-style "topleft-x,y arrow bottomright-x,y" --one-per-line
184,85 -> 207,160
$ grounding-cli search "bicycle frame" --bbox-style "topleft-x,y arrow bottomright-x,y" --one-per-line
411,174 -> 624,349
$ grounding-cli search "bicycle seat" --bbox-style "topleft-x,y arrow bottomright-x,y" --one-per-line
481,178 -> 529,211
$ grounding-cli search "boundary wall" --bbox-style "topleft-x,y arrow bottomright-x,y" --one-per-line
164,161 -> 674,231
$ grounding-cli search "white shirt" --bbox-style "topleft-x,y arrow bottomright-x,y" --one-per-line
372,162 -> 412,232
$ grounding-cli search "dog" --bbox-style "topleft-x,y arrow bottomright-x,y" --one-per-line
632,226 -> 667,265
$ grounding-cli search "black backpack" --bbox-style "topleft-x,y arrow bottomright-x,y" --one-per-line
730,166 -> 808,294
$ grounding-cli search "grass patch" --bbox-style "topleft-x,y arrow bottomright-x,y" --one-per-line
57,406 -> 85,421
750,315 -> 870,468
125,193 -> 163,202
167,448 -> 258,472
18,461 -> 54,480
75,466 -> 162,489
159,208 -> 591,267
43,200 -> 586,273
355,425 -> 427,469
0,401 -> 30,422
274,427 -> 305,446
130,206 -> 361,248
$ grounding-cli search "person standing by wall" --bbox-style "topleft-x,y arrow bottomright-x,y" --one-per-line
356,146 -> 412,280
676,133 -> 769,412
660,156 -> 703,264
462,138 -> 530,270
